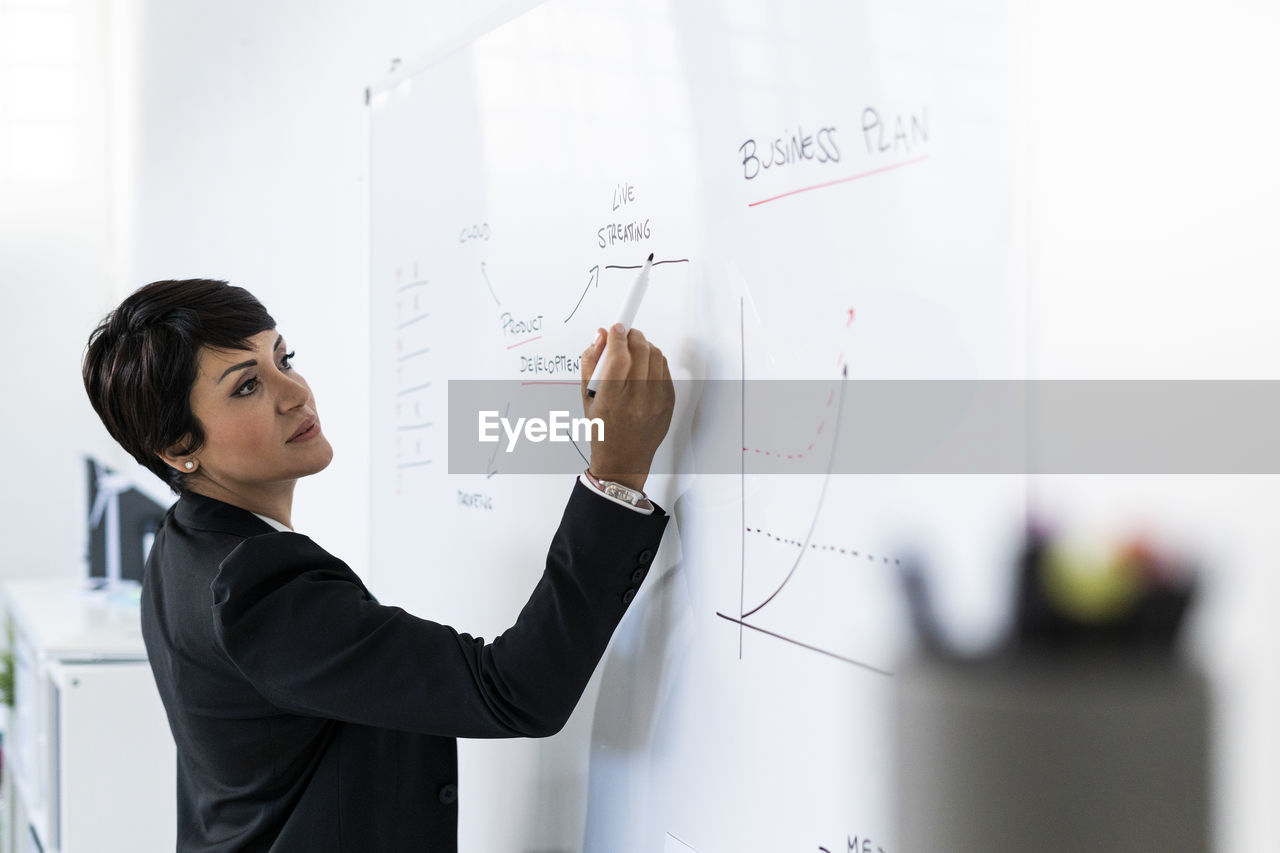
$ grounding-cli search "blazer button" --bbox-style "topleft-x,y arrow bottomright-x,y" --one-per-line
621,588 -> 637,605
637,548 -> 654,564
631,568 -> 646,584
439,783 -> 458,805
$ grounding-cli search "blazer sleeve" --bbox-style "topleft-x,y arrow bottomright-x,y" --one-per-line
209,479 -> 668,738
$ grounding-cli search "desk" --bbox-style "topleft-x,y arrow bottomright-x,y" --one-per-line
2,578 -> 175,853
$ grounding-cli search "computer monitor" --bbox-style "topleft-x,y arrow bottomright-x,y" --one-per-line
86,458 -> 169,585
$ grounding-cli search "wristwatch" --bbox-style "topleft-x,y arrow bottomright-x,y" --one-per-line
583,469 -> 648,507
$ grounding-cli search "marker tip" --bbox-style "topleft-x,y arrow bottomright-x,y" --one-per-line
647,252 -> 654,262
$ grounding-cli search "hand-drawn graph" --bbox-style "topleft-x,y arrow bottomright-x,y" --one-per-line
717,297 -> 900,676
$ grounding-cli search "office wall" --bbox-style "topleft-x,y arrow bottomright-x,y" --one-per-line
0,0 -> 119,579
3,0 -> 1271,847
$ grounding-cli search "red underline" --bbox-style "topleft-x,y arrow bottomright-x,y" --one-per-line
506,335 -> 543,350
747,155 -> 930,207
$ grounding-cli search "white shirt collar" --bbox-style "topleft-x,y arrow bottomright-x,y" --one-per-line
251,512 -> 293,533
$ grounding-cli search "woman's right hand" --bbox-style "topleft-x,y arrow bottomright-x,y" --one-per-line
579,324 -> 675,492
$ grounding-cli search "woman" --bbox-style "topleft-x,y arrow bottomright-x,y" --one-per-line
82,279 -> 674,852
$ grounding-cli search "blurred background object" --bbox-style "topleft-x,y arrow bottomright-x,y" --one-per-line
896,521 -> 1208,852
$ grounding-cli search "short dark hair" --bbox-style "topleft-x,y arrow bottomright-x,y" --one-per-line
83,279 -> 276,493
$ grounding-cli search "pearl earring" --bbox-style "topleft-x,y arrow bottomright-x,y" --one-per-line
184,461 -> 194,470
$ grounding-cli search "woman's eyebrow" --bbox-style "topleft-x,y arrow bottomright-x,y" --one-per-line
217,335 -> 284,384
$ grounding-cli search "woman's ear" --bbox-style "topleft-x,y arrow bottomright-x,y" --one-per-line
158,443 -> 197,475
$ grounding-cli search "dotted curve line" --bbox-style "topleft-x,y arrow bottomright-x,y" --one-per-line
745,526 -> 900,565
742,360 -> 842,459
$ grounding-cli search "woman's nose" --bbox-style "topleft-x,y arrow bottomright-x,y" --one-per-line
276,371 -> 311,410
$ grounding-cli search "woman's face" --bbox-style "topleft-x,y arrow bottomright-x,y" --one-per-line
182,329 -> 333,494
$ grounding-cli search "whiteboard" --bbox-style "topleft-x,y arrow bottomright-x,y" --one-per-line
369,1 -> 1022,849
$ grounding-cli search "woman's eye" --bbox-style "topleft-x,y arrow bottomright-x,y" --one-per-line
232,351 -> 293,397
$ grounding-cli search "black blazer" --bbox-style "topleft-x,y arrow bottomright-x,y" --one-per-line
141,480 -> 667,852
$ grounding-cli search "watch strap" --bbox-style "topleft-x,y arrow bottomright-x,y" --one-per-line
583,469 -> 647,507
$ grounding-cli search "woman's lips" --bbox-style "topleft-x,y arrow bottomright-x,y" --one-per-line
288,417 -> 320,443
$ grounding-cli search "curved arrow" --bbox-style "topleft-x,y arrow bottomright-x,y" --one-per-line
564,265 -> 599,324
480,261 -> 501,306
